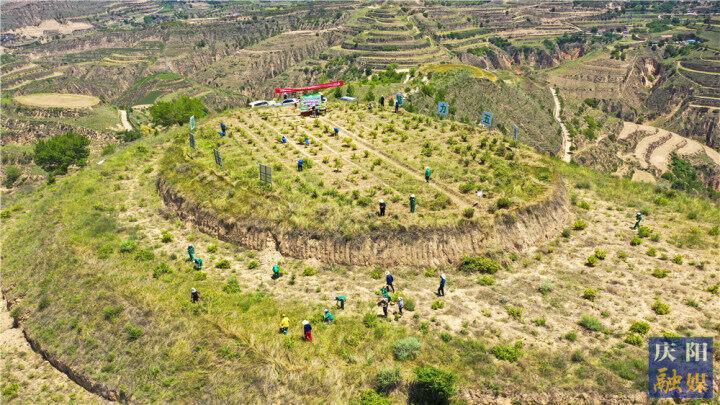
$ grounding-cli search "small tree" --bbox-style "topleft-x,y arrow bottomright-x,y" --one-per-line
150,95 -> 206,127
33,132 -> 90,175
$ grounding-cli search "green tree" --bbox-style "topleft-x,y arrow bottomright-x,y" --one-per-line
3,165 -> 21,188
346,85 -> 355,97
410,366 -> 458,404
33,132 -> 90,175
150,96 -> 207,127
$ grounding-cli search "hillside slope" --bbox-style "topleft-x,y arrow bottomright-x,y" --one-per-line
1,106 -> 718,402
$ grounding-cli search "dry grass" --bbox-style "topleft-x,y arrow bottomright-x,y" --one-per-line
13,93 -> 100,109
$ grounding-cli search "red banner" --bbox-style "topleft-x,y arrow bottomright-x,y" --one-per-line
274,80 -> 344,94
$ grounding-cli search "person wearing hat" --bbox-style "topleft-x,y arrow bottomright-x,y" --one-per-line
424,166 -> 432,183
385,271 -> 395,292
193,257 -> 203,270
379,297 -> 389,318
323,308 -> 334,323
191,288 -> 199,303
379,199 -> 387,216
302,320 -> 313,342
335,295 -> 347,310
397,296 -> 405,315
281,135 -> 287,144
437,273 -> 446,296
280,314 -> 289,334
631,211 -> 644,230
409,194 -> 417,213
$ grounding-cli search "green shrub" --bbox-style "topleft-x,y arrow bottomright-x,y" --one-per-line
152,263 -> 172,278
462,208 -> 475,218
629,321 -> 650,335
125,323 -> 143,341
637,226 -> 651,238
617,251 -> 628,259
1,382 -> 20,401
506,305 -> 522,321
593,249 -> 607,260
410,366 -> 457,404
646,247 -> 657,257
363,313 -> 379,328
491,341 -> 523,362
575,181 -> 591,189
431,300 -> 445,310
578,315 -> 603,332
578,201 -> 591,210
585,255 -> 599,267
573,219 -> 587,230
247,260 -> 259,269
459,256 -> 502,274
709,225 -> 719,236
375,367 -> 401,394
496,197 -> 512,209
161,231 -> 172,243
33,132 -> 90,175
207,244 -> 218,253
119,239 -> 137,253
358,389 -> 390,405
150,95 -> 206,126
532,317 -> 546,327
561,228 -> 571,238
370,267 -> 383,279
582,288 -> 598,301
222,277 -> 241,293
707,284 -> 720,295
624,334 -> 643,346
393,337 -> 421,360
652,299 -> 670,315
651,268 -> 668,278
302,266 -> 318,276
215,259 -> 231,269
564,331 -> 577,341
404,297 -> 416,311
102,305 -> 123,321
672,255 -> 683,265
538,280 -> 554,295
630,236 -> 642,246
477,275 -> 495,286
3,165 -> 21,188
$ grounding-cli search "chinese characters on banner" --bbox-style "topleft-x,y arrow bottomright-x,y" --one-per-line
648,337 -> 713,399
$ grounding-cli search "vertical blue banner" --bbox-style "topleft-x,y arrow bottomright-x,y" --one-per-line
189,133 -> 196,149
481,111 -> 493,128
437,101 -> 449,117
648,337 -> 713,399
190,115 -> 196,131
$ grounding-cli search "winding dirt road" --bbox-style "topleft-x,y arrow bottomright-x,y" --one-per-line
119,109 -> 132,131
550,87 -> 572,163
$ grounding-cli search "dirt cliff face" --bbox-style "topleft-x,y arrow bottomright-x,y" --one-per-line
157,178 -> 571,267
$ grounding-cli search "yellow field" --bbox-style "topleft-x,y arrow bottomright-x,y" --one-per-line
13,93 -> 100,109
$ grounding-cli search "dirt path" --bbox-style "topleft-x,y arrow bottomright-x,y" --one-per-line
0,293 -> 104,403
549,87 -> 572,162
321,117 -> 474,209
119,109 -> 132,131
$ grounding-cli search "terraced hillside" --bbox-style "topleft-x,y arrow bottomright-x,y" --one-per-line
160,102 -> 564,266
338,5 -> 454,70
2,102 -> 719,402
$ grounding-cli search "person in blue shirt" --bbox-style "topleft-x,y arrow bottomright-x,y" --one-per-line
397,296 -> 404,315
281,135 -> 287,144
385,271 -> 395,292
297,159 -> 304,171
437,273 -> 446,296
303,320 -> 313,342
219,122 -> 226,136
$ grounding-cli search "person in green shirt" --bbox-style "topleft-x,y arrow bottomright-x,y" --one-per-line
272,263 -> 281,279
380,287 -> 391,300
409,194 -> 417,213
424,166 -> 432,183
324,308 -> 335,323
187,245 -> 195,261
631,211 -> 644,230
335,295 -> 347,310
193,257 -> 203,270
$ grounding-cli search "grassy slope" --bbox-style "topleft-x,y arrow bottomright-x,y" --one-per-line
1,112 -> 719,402
406,69 -> 563,155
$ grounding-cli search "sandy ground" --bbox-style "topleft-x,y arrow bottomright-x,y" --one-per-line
0,294 -> 102,403
8,19 -> 93,38
14,93 -> 99,109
